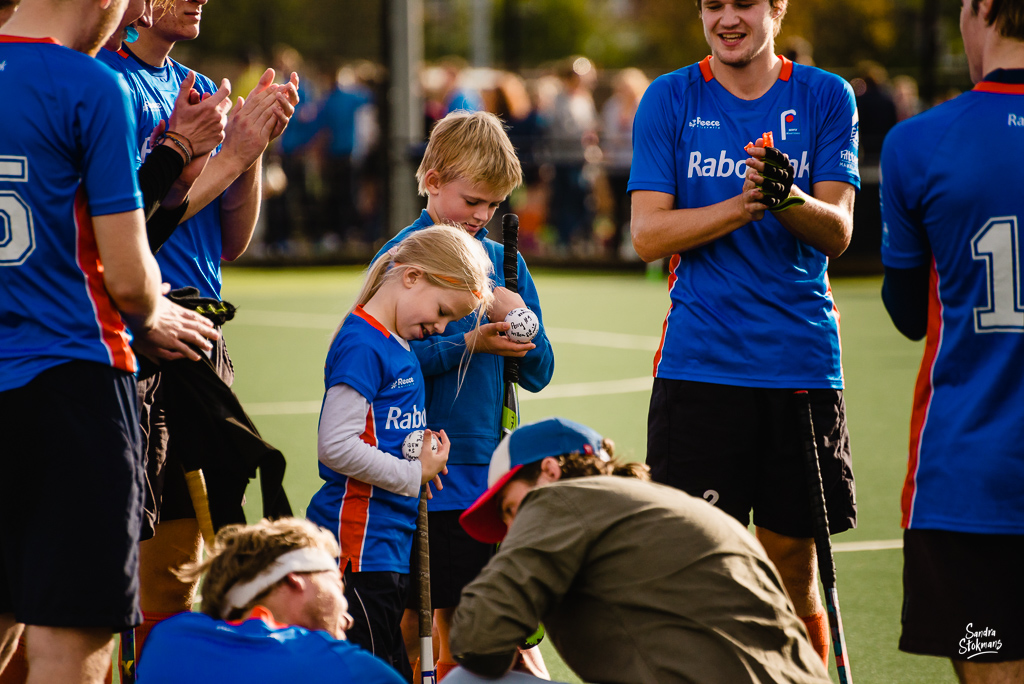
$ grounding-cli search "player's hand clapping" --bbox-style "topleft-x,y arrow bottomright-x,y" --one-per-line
221,68 -> 299,169
419,429 -> 450,497
743,136 -> 806,213
134,285 -> 221,363
166,72 -> 232,158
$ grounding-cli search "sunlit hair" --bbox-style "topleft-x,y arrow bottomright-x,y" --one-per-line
175,518 -> 339,622
509,438 -> 651,487
152,0 -> 174,13
695,0 -> 789,35
416,110 -> 523,199
341,224 -> 495,336
972,0 -> 1024,40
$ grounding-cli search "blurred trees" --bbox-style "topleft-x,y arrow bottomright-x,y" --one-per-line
188,0 -> 964,81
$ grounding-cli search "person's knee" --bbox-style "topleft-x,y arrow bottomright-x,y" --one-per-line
756,528 -> 816,595
24,625 -> 112,682
140,519 -> 203,611
953,658 -> 1024,684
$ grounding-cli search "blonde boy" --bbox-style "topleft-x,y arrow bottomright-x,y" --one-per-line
373,110 -> 554,679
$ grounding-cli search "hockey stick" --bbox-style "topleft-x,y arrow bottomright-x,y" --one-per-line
501,213 -> 520,439
416,488 -> 436,684
795,390 -> 852,684
500,214 -> 546,655
119,628 -> 136,684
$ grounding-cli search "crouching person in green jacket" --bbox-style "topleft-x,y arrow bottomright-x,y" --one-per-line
452,417 -> 831,684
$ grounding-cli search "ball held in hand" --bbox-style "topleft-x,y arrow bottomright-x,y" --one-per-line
505,307 -> 540,344
402,430 -> 438,462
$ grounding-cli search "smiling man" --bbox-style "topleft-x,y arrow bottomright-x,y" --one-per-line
628,0 -> 861,667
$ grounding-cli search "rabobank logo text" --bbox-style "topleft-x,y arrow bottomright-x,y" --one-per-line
689,116 -> 721,130
386,404 -> 426,430
688,150 -> 811,179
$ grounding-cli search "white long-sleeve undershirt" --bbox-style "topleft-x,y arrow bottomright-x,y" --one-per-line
317,383 -> 422,498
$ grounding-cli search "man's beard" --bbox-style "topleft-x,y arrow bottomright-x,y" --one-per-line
80,0 -> 128,55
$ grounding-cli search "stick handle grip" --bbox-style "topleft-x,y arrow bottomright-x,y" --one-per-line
502,214 -> 520,385
185,468 -> 216,547
417,489 -> 436,683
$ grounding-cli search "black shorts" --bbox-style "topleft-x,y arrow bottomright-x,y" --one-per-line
344,568 -> 413,680
646,378 -> 856,538
901,529 -> 1024,662
0,361 -> 144,630
406,510 -> 495,611
136,335 -> 233,538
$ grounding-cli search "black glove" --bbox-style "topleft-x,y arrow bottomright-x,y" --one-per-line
758,146 -> 805,211
167,286 -> 237,327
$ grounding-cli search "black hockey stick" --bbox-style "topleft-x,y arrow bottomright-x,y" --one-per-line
795,390 -> 852,684
500,214 -> 520,439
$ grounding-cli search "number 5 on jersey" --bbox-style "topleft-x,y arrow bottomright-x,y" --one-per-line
0,156 -> 34,266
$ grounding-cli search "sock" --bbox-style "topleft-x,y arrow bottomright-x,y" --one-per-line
801,609 -> 829,667
133,611 -> 177,664
436,660 -> 457,681
0,636 -> 27,684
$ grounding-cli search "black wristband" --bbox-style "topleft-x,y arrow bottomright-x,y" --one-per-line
138,145 -> 186,221
148,197 -> 190,254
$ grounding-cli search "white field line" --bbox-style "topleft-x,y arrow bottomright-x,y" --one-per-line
832,538 -> 903,552
237,310 -> 903,553
245,376 -> 654,416
232,310 -> 661,351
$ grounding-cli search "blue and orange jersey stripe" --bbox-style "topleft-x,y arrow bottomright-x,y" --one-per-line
652,254 -> 681,377
901,260 -> 944,528
73,187 -> 136,374
337,404 -> 377,571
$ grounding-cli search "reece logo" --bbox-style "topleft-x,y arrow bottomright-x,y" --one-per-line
688,116 -> 721,130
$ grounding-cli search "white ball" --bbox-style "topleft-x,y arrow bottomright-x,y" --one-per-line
402,430 -> 438,461
505,307 -> 540,344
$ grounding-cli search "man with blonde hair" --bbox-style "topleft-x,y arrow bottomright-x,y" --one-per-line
135,518 -> 405,683
371,110 -> 554,679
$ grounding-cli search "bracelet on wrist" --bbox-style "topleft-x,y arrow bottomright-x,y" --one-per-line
157,131 -> 193,165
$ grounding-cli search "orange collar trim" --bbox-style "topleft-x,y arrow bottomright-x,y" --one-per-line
973,81 -> 1024,94
0,35 -> 60,45
227,605 -> 290,630
353,306 -> 391,338
699,54 -> 793,83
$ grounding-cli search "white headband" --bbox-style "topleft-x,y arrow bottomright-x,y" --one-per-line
221,547 -> 339,619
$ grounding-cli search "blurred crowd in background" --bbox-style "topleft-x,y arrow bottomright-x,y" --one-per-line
207,43 -> 935,266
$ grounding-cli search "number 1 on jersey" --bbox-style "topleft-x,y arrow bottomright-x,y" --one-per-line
971,216 -> 1024,333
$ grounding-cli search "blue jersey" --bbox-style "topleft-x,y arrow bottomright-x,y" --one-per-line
0,37 -> 142,392
96,46 -> 224,300
880,70 -> 1024,534
629,57 -> 860,389
374,211 -> 555,511
137,607 -> 405,684
307,308 -> 426,573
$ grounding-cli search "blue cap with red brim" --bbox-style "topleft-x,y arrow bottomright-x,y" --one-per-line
459,417 -> 604,544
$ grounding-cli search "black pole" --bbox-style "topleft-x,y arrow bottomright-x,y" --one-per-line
920,0 -> 940,105
503,0 -> 520,72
